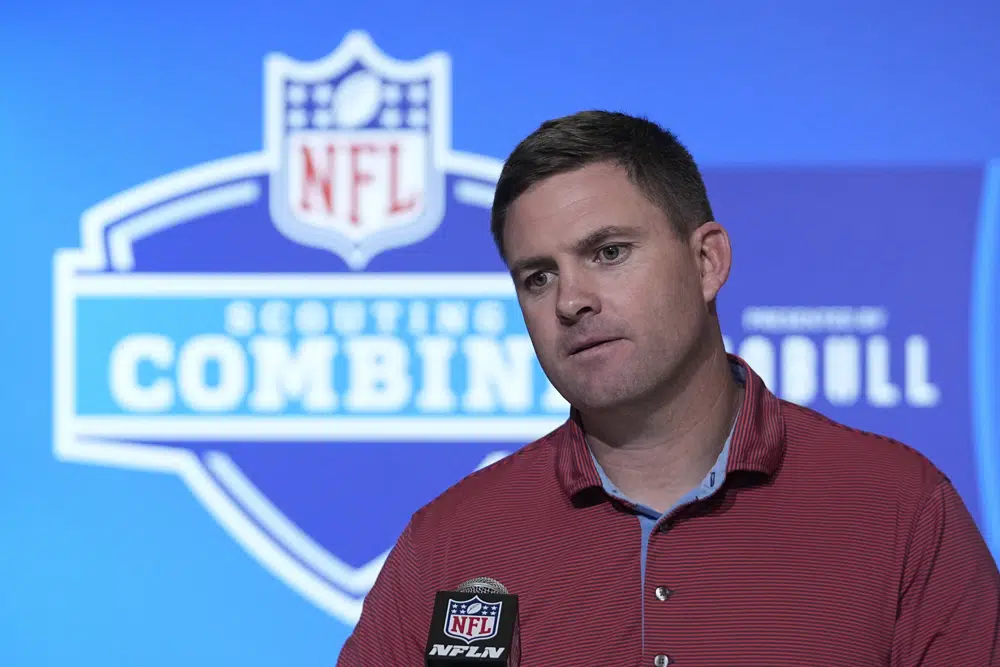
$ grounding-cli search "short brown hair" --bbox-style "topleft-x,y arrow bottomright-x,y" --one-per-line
490,110 -> 714,260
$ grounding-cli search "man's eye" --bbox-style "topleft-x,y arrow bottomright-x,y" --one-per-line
598,244 -> 629,262
525,272 -> 550,289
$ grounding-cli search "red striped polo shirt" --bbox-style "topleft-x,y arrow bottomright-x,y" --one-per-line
336,355 -> 1000,666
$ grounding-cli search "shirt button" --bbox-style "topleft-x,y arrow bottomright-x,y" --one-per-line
654,655 -> 670,666
654,586 -> 672,601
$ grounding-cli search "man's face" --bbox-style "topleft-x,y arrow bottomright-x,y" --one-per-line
503,162 -> 728,412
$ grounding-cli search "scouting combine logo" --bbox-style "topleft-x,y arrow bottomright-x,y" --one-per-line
52,32 -> 570,625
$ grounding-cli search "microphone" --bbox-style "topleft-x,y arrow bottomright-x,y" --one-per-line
424,576 -> 521,666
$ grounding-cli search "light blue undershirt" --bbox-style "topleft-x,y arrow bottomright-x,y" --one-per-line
587,363 -> 744,648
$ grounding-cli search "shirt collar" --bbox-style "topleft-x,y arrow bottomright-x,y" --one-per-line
554,353 -> 786,499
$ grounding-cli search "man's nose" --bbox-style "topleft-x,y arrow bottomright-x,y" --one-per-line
554,271 -> 601,325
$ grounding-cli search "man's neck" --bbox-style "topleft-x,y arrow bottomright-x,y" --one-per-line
580,340 -> 743,514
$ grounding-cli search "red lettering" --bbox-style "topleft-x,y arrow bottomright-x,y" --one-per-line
449,616 -> 468,635
388,142 -> 417,215
300,144 -> 335,213
350,143 -> 376,225
467,617 -> 483,635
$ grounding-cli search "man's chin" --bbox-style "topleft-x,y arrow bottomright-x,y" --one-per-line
561,382 -> 643,414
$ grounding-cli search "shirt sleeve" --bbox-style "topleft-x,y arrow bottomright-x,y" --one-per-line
335,519 -> 431,667
891,478 -> 1000,666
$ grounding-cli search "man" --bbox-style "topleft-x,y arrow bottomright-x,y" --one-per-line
336,111 -> 1000,666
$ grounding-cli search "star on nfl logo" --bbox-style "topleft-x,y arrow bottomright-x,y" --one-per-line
266,32 -> 449,270
444,596 -> 503,644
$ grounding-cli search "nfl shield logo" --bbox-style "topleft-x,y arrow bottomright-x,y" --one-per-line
444,596 -> 503,644
265,32 -> 449,270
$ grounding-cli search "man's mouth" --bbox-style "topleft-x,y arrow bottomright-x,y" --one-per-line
569,338 -> 622,356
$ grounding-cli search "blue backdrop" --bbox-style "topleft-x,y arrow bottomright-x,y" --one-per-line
3,2 -> 1000,665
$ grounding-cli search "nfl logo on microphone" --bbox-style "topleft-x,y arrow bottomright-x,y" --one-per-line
444,597 -> 503,644
52,30 -> 568,628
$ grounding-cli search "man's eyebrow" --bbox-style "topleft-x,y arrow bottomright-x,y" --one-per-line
508,224 -> 642,276
570,224 -> 641,254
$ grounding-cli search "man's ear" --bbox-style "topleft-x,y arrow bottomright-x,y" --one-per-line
689,221 -> 732,305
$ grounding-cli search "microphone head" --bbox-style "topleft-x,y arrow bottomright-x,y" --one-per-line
456,576 -> 509,595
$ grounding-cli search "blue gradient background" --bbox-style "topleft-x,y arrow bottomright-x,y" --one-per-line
3,1 -> 1000,665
